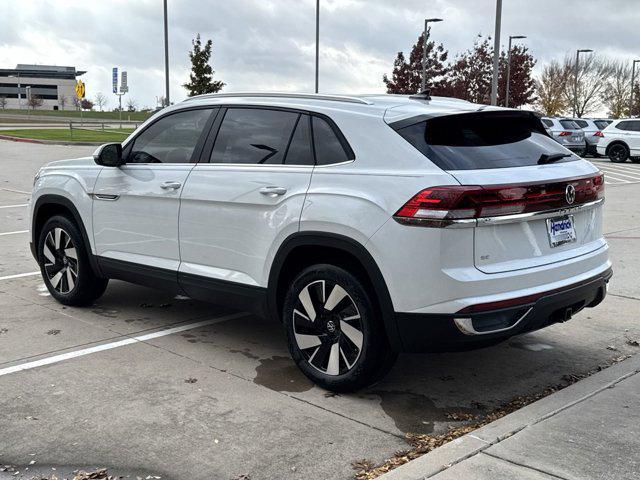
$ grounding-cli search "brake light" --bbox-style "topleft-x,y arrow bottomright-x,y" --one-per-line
594,131 -> 604,137
394,174 -> 604,227
559,131 -> 572,136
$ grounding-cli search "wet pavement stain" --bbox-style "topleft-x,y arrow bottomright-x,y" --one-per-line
371,389 -> 475,434
91,306 -> 119,318
229,348 -> 260,360
253,356 -> 313,393
510,341 -> 554,351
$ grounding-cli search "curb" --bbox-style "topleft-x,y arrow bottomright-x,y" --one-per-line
379,354 -> 640,479
0,135 -> 103,146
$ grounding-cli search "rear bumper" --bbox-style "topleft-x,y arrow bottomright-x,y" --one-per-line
395,268 -> 612,352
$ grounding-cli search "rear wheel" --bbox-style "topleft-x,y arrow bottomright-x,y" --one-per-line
38,216 -> 108,306
283,264 -> 397,392
608,143 -> 629,163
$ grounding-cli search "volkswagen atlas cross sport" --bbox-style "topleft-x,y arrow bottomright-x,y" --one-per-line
29,92 -> 611,392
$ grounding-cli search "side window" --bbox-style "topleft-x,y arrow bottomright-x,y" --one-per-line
127,109 -> 213,164
617,121 -> 631,131
210,108 -> 298,164
574,120 -> 588,128
283,115 -> 314,166
312,117 -> 351,165
630,121 -> 640,132
541,119 -> 554,128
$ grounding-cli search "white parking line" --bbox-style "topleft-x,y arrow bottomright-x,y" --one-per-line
0,187 -> 30,195
0,230 -> 29,236
0,271 -> 40,281
0,312 -> 248,377
0,204 -> 28,209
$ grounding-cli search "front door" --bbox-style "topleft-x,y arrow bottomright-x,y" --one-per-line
92,108 -> 216,274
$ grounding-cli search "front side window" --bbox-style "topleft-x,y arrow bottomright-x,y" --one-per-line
211,108 -> 299,164
312,117 -> 351,165
127,109 -> 213,164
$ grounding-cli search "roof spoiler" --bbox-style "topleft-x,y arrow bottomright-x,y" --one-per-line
409,89 -> 432,101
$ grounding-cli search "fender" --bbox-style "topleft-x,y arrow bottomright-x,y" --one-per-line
267,232 -> 402,351
31,194 -> 103,277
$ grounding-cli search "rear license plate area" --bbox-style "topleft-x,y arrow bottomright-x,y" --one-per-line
546,215 -> 577,248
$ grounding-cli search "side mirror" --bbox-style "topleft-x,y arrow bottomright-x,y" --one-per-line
93,143 -> 123,167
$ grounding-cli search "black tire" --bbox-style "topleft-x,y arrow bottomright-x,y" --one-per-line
608,143 -> 629,163
283,264 -> 397,392
38,215 -> 108,306
630,157 -> 640,164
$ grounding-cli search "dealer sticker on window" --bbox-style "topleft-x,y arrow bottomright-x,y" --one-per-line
546,215 -> 577,248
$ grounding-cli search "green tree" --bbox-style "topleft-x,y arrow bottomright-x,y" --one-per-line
183,33 -> 225,96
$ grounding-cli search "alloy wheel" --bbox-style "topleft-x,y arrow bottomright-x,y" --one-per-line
42,227 -> 78,294
610,145 -> 627,162
292,279 -> 364,376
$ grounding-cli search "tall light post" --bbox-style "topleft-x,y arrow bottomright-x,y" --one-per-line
8,73 -> 21,109
490,0 -> 503,105
573,49 -> 593,118
421,18 -> 443,93
315,0 -> 320,93
163,0 -> 170,106
630,59 -> 640,118
505,35 -> 526,108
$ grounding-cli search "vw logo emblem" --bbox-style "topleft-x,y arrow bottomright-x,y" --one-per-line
565,184 -> 576,205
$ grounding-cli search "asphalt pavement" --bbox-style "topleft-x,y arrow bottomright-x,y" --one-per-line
1,140 -> 639,480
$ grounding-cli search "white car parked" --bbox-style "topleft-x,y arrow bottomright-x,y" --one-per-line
30,93 -> 611,391
596,119 -> 640,163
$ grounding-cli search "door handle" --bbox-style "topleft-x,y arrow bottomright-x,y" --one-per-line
160,181 -> 182,190
259,186 -> 287,197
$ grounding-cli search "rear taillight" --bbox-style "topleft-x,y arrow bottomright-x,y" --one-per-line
559,131 -> 572,137
394,174 -> 604,227
594,131 -> 604,137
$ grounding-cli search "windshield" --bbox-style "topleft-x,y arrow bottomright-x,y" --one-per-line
395,111 -> 578,170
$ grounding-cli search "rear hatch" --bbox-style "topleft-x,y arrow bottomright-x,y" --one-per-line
390,110 -> 605,274
557,119 -> 585,145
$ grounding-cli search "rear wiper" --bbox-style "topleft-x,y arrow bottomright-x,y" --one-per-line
538,153 -> 572,165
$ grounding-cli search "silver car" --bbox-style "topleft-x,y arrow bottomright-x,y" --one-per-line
569,118 -> 611,157
541,117 -> 587,156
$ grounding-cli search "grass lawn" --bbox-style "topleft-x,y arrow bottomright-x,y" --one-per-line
0,127 -> 135,143
0,108 -> 152,122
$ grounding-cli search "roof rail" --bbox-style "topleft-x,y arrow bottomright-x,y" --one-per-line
183,92 -> 373,105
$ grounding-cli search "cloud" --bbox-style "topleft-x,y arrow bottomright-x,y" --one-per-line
1,0 -> 639,109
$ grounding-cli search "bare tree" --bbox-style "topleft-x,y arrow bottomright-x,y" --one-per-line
72,96 -> 81,111
604,61 -> 632,118
58,94 -> 67,110
535,60 -> 571,117
126,98 -> 138,112
564,53 -> 613,118
94,92 -> 108,111
0,96 -> 7,109
27,94 -> 44,110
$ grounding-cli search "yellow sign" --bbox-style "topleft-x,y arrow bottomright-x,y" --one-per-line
75,80 -> 86,99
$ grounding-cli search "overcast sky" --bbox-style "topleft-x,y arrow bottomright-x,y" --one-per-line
1,0 -> 639,109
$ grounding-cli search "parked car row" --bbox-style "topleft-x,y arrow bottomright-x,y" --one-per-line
596,119 -> 640,163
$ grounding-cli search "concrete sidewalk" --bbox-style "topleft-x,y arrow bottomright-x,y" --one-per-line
381,354 -> 640,480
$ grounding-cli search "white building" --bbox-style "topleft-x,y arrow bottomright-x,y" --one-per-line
0,64 -> 86,111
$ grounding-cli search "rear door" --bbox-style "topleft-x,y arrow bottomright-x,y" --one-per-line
178,107 -> 314,292
394,111 -> 605,274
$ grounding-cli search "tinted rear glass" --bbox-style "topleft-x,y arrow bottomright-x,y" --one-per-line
396,112 -> 577,170
541,119 -> 554,127
594,120 -> 610,130
560,120 -> 580,129
574,120 -> 588,128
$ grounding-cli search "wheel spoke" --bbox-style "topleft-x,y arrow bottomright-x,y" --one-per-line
298,285 -> 317,321
54,228 -> 62,249
65,267 -> 75,292
326,342 -> 340,376
50,269 -> 64,289
295,333 -> 322,350
64,247 -> 77,260
43,244 -> 55,264
340,346 -> 354,370
340,320 -> 363,350
324,284 -> 348,312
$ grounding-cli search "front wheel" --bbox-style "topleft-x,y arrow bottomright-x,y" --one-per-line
38,215 -> 108,306
609,144 -> 629,163
283,264 -> 397,392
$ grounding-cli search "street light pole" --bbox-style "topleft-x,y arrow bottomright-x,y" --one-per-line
573,49 -> 593,118
421,18 -> 443,93
630,59 -> 640,118
163,0 -> 170,106
505,35 -> 526,108
490,0 -> 502,106
315,0 -> 320,94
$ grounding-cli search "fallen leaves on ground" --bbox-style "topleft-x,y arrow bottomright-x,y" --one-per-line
352,354 -> 633,480
184,377 -> 198,384
445,412 -> 476,421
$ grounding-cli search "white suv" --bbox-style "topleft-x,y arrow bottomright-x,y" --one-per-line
29,93 -> 611,391
596,119 -> 640,163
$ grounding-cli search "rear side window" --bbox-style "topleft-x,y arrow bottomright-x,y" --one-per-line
541,119 -> 554,128
616,121 -> 633,131
395,112 -> 577,170
621,121 -> 640,132
312,117 -> 351,165
211,108 -> 298,164
595,120 -> 610,130
574,120 -> 588,128
284,115 -> 314,166
560,120 -> 580,129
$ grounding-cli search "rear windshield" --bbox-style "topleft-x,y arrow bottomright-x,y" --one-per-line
395,112 -> 577,170
560,120 -> 580,129
594,120 -> 610,130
